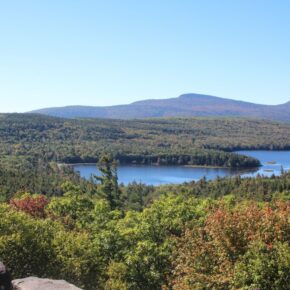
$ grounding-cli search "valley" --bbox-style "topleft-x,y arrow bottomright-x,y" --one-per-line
0,113 -> 289,290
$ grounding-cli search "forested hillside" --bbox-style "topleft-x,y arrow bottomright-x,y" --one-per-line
0,113 -> 289,289
31,93 -> 290,122
2,1 -> 290,289
2,113 -> 290,167
1,113 -> 290,198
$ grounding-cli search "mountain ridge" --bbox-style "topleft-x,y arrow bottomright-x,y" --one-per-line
30,93 -> 290,122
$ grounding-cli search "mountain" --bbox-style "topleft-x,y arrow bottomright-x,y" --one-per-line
30,93 -> 290,122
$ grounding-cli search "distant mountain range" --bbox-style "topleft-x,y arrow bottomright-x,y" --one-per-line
31,93 -> 290,122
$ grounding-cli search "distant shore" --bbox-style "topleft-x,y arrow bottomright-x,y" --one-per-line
63,162 -> 260,170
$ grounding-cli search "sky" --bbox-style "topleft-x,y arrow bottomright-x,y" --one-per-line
0,0 -> 290,112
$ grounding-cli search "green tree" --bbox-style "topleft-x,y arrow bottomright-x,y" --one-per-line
95,154 -> 120,209
233,241 -> 290,290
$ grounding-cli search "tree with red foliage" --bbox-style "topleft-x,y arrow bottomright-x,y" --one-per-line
166,201 -> 290,290
10,194 -> 49,218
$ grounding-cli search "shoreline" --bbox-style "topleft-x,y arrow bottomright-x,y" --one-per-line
61,162 -> 260,170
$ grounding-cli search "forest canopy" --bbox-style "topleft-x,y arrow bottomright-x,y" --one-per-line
1,174 -> 290,289
0,114 -> 289,289
2,113 -> 290,168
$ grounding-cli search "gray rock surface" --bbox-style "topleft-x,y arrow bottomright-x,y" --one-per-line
12,277 -> 82,290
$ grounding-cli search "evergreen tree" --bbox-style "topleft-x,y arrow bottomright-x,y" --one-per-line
94,154 -> 120,209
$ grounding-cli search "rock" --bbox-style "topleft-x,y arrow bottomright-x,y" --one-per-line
0,262 -> 12,290
12,277 -> 82,290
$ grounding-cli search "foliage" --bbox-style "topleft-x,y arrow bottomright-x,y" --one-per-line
233,241 -> 290,290
0,114 -> 290,289
0,203 -> 105,289
94,154 -> 121,209
166,201 -> 290,290
0,113 -> 272,168
0,182 -> 289,289
0,156 -> 84,199
10,193 -> 49,218
154,172 -> 290,202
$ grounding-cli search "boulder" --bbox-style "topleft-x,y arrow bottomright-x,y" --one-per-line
12,277 -> 82,290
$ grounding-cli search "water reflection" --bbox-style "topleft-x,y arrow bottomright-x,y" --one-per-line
73,151 -> 290,185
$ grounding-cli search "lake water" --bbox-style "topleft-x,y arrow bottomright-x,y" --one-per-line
73,151 -> 290,185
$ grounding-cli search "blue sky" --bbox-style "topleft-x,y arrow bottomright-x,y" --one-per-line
0,0 -> 290,112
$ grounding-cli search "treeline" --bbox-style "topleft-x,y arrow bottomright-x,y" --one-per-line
3,113 -> 290,168
0,156 -> 84,200
0,173 -> 289,289
62,151 -> 260,168
119,170 -> 290,211
1,114 -> 290,289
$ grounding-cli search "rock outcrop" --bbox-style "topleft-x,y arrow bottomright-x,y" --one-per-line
12,277 -> 82,290
1,262 -> 82,290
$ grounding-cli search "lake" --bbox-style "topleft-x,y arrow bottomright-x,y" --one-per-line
73,151 -> 290,185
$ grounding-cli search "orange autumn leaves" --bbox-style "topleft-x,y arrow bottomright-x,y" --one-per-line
10,194 -> 49,218
6,192 -> 290,289
167,201 -> 290,290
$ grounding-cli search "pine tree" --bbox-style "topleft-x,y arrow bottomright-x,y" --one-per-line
94,154 -> 120,209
